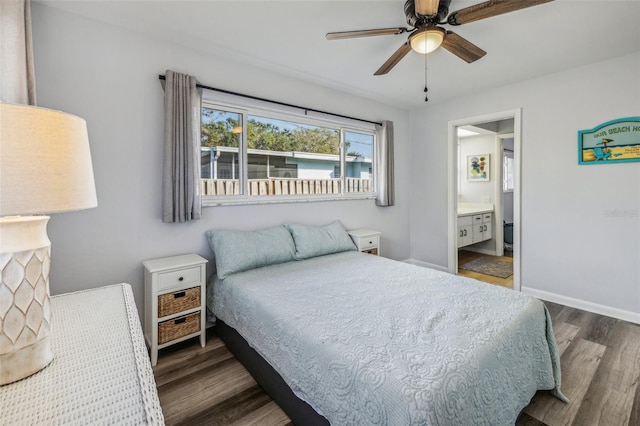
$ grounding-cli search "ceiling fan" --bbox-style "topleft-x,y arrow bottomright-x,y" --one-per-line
326,0 -> 554,76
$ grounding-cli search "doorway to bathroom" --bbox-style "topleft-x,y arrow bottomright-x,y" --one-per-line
447,109 -> 522,291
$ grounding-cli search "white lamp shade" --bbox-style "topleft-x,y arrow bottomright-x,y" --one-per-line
409,27 -> 445,54
0,103 -> 97,216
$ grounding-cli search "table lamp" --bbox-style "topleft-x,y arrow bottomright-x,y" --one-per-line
0,102 -> 97,385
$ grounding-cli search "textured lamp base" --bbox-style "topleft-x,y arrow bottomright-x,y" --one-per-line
0,216 -> 54,385
0,336 -> 53,385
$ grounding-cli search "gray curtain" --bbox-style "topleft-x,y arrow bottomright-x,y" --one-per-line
375,120 -> 395,207
0,0 -> 36,105
162,70 -> 202,223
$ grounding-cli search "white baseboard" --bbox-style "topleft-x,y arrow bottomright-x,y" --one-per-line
521,286 -> 640,325
402,258 -> 449,272
398,263 -> 639,324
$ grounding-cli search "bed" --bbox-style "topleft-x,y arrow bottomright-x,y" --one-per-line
206,222 -> 566,425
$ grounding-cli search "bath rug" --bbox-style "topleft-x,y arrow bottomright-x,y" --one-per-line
460,256 -> 513,278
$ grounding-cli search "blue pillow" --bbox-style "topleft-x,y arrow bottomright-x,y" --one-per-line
206,225 -> 296,279
286,221 -> 356,260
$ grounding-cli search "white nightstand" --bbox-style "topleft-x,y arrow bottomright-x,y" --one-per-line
347,229 -> 381,256
143,253 -> 207,366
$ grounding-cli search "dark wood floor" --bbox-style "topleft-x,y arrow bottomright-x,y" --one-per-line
153,335 -> 291,426
154,302 -> 640,426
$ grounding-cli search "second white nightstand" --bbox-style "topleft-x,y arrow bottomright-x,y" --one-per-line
143,253 -> 207,366
348,229 -> 381,256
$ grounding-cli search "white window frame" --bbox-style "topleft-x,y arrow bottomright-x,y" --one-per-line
503,151 -> 514,193
201,97 -> 377,206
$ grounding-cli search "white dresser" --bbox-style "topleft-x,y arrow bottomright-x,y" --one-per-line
0,283 -> 164,425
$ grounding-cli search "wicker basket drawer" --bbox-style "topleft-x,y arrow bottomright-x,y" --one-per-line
157,286 -> 200,318
158,312 -> 200,345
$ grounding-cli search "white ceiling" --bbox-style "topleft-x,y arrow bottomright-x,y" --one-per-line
37,0 -> 640,109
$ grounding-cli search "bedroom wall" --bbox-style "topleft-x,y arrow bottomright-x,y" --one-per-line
409,52 -> 640,322
30,4 -> 412,314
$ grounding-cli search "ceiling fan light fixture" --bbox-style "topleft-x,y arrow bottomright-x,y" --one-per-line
409,27 -> 445,54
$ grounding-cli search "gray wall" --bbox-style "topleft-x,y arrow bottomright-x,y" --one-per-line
30,3 -> 640,323
31,4 -> 411,314
410,52 -> 640,320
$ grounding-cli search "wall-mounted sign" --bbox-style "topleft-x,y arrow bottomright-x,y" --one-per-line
578,117 -> 640,165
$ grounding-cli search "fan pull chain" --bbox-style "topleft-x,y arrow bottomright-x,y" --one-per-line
423,51 -> 429,102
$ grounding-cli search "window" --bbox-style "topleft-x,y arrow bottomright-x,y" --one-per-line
344,130 -> 374,193
200,102 -> 376,204
503,152 -> 514,192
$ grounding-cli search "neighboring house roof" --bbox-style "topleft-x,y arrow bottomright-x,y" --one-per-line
202,145 -> 371,163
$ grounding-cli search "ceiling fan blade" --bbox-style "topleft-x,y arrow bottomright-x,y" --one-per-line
447,0 -> 554,26
415,0 -> 440,16
374,42 -> 413,76
326,27 -> 407,40
441,31 -> 486,63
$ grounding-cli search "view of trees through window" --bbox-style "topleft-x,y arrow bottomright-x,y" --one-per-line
202,109 -> 339,154
201,105 -> 374,198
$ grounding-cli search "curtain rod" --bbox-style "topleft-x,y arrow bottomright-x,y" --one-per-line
158,75 -> 382,127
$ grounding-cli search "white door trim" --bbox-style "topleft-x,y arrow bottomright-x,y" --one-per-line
447,109 -> 522,291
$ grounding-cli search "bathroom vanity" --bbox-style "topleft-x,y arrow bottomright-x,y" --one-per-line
457,203 -> 494,248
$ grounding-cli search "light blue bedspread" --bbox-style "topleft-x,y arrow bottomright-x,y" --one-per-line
209,251 -> 565,425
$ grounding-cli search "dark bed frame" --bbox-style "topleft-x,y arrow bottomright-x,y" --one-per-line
214,319 -> 329,426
